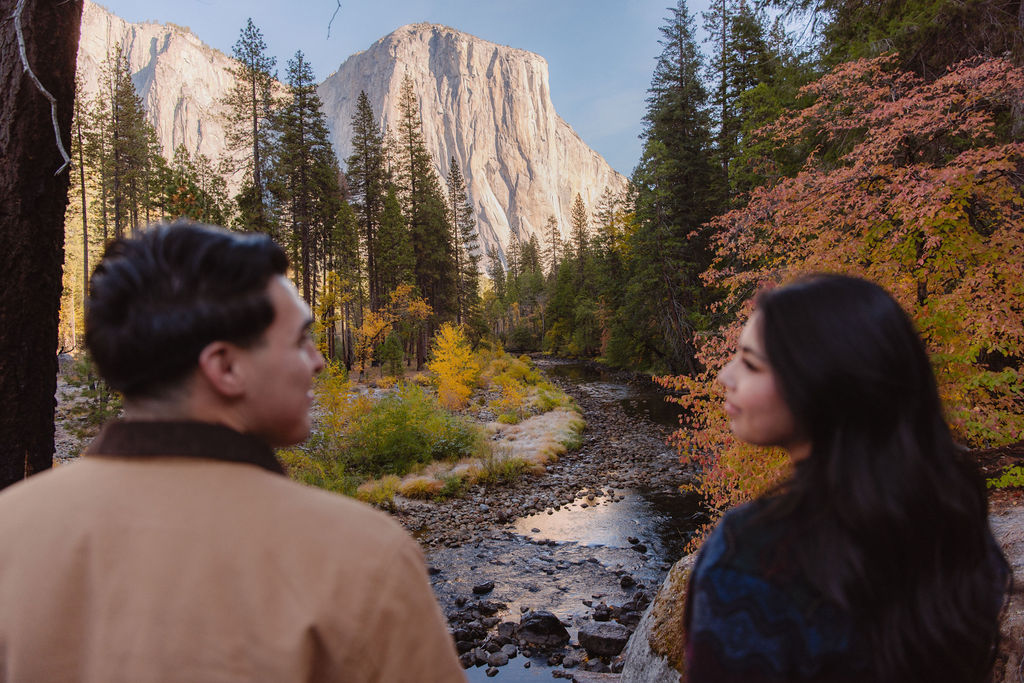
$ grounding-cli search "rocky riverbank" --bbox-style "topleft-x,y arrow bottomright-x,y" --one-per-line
391,365 -> 694,550
401,362 -> 705,678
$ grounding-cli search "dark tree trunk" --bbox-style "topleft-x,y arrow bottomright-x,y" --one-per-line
0,0 -> 83,490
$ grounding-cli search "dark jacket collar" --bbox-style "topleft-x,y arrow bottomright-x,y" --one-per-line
84,420 -> 284,475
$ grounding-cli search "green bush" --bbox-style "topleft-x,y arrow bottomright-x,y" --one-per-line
988,465 -> 1024,489
437,474 -> 467,500
278,446 -> 359,496
479,453 -> 529,485
345,383 -> 486,476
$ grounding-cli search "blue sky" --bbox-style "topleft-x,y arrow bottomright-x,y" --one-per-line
95,0 -> 716,176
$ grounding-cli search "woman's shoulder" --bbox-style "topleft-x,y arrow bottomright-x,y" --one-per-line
697,500 -> 788,575
687,500 -> 866,681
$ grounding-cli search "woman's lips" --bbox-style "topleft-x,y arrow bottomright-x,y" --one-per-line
723,400 -> 738,417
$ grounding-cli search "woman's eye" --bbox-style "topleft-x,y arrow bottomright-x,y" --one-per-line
742,358 -> 759,371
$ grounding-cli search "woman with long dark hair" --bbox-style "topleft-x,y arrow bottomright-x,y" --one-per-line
684,274 -> 1009,682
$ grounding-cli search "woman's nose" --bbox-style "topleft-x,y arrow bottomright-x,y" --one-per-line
718,358 -> 735,389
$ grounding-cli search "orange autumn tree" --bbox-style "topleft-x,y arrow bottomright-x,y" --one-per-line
659,54 -> 1024,524
353,284 -> 432,372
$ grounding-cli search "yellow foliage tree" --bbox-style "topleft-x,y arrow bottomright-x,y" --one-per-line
428,323 -> 479,410
353,310 -> 392,372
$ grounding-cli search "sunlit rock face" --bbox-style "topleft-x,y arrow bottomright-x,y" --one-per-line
77,5 -> 628,259
77,1 -> 238,174
319,23 -> 628,262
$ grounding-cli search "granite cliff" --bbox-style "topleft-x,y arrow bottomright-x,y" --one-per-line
318,23 -> 628,262
77,3 -> 628,262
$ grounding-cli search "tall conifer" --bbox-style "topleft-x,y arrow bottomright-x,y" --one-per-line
626,0 -> 718,373
346,91 -> 386,311
223,19 -> 277,233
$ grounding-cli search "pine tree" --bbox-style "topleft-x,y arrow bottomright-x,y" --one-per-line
394,74 -> 457,349
223,18 -> 277,233
542,215 -> 561,277
568,193 -> 589,285
376,182 -> 414,299
271,50 -> 341,305
446,159 -> 482,326
345,91 -> 386,311
625,0 -> 719,373
162,145 -> 231,225
87,44 -> 162,238
704,0 -> 774,198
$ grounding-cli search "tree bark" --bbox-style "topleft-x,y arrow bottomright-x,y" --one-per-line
0,0 -> 83,489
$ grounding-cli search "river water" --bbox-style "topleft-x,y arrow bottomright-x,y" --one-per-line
426,358 -> 706,681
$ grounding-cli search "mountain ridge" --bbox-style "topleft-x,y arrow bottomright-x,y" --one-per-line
76,2 -> 628,262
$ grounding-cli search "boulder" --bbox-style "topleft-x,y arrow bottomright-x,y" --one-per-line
579,622 -> 632,658
519,610 -> 570,648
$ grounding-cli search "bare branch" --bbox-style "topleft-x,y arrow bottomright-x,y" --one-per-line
327,1 -> 341,39
12,0 -> 72,175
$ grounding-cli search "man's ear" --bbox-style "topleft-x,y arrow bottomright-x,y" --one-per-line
196,341 -> 246,399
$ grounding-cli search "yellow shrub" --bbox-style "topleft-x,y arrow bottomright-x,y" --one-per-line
356,475 -> 400,508
398,475 -> 444,499
427,323 -> 479,410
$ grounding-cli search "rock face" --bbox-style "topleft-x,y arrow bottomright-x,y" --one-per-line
318,23 -> 628,262
76,5 -> 628,258
76,1 -> 239,175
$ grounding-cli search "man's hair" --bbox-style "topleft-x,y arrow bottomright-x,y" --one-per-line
85,221 -> 288,398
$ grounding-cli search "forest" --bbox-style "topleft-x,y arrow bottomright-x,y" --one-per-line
52,0 -> 1024,508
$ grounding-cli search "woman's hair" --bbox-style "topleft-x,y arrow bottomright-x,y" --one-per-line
754,273 -> 1008,683
85,220 -> 288,399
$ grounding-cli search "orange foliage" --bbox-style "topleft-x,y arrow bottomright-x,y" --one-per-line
660,55 -> 1024,519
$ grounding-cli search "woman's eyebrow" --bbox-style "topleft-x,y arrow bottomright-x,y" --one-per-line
739,344 -> 766,361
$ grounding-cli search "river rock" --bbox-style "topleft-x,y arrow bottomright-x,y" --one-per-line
487,651 -> 509,667
473,581 -> 496,594
579,622 -> 632,657
519,611 -> 570,648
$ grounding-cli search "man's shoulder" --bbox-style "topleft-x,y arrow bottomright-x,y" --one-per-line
264,470 -> 407,537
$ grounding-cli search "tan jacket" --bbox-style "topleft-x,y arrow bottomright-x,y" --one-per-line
0,421 -> 464,682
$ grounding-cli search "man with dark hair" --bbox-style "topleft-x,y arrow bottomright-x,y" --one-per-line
0,221 -> 464,681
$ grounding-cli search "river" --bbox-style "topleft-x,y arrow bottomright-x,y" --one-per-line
424,358 -> 708,680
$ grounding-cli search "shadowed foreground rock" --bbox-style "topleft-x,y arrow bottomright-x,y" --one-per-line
598,506 -> 1024,683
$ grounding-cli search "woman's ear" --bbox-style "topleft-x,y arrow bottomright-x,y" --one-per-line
196,341 -> 246,398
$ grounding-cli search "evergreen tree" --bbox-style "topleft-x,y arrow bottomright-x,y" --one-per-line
87,44 -> 162,238
345,91 -> 386,311
705,0 -> 775,198
446,159 -> 482,326
542,215 -> 561,277
568,193 -> 589,285
223,18 -> 277,233
624,0 -> 719,373
765,0 -> 1024,78
394,74 -> 457,349
162,145 -> 231,225
376,182 -> 414,298
486,246 -> 507,303
271,50 -> 341,305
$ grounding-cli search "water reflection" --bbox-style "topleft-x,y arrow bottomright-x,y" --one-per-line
535,358 -> 682,429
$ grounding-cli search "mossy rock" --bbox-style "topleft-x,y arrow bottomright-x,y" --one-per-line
619,553 -> 696,682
